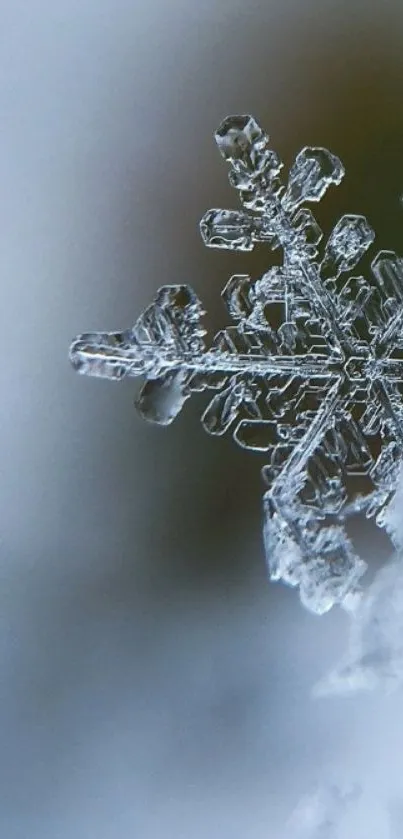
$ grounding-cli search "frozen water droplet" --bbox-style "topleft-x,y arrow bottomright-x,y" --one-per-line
136,369 -> 190,425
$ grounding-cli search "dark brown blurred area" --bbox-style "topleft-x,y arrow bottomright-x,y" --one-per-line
2,1 -> 403,837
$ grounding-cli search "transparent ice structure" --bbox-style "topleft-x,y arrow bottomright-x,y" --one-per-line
69,115 -> 403,614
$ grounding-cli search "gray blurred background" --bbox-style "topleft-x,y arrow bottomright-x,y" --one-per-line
2,1 -> 403,836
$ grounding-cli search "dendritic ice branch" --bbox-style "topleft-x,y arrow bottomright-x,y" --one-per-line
69,114 -> 403,615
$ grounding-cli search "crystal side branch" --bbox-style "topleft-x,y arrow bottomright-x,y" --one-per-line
69,115 -> 403,615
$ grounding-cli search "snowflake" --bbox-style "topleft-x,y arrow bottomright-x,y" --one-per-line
69,115 -> 403,615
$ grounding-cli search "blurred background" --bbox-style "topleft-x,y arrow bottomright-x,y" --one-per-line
2,0 -> 403,836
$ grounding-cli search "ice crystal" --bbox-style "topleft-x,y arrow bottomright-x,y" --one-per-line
69,114 -> 403,615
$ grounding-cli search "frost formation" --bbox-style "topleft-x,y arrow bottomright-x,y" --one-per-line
69,115 -> 403,615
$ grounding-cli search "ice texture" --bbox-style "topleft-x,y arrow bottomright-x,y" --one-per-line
69,114 -> 403,614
